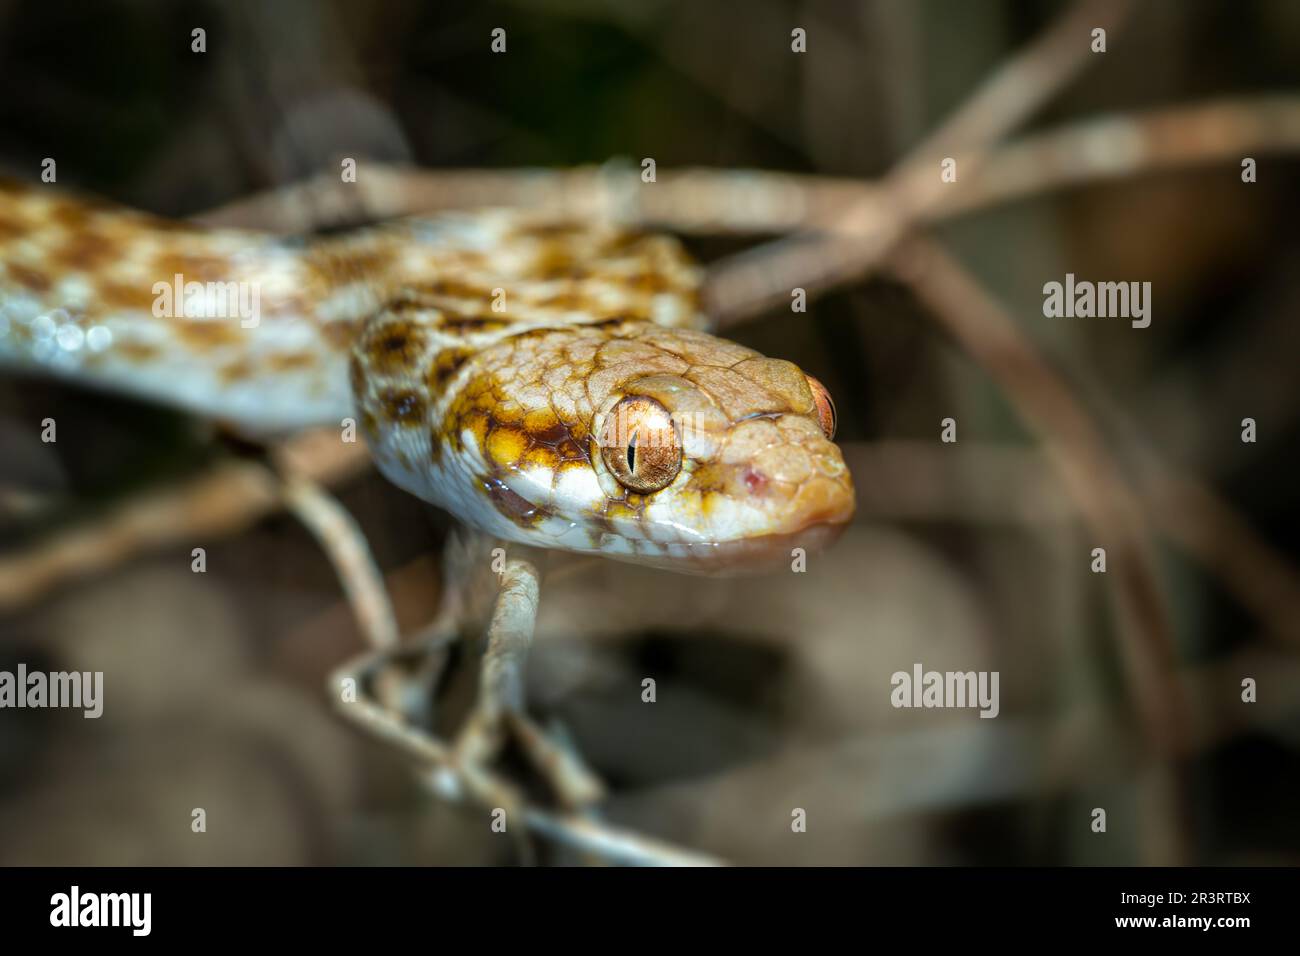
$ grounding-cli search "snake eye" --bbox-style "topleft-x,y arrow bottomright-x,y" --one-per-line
806,374 -> 837,440
599,395 -> 681,494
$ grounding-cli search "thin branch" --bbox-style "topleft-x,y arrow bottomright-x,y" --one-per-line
277,470 -> 399,651
0,428 -> 370,612
329,647 -> 721,866
197,91 -> 1300,330
195,92 -> 1300,241
931,95 -> 1300,220
704,0 -> 1131,322
890,238 -> 1184,744
476,557 -> 540,716
887,237 -> 1188,864
1143,472 -> 1300,645
899,0 -> 1134,165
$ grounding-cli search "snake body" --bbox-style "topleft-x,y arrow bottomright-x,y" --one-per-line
0,179 -> 854,572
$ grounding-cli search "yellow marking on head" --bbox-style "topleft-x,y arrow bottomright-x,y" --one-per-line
487,424 -> 528,468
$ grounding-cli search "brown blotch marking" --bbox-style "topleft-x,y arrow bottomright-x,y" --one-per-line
587,316 -> 633,330
483,476 -> 549,529
600,230 -> 650,254
436,313 -> 507,335
521,407 -> 592,466
536,291 -> 586,310
684,286 -> 703,314
315,248 -> 389,280
499,326 -> 560,348
174,320 -> 244,350
320,316 -> 361,347
423,278 -> 493,300
266,351 -> 317,373
379,387 -> 427,426
624,270 -> 673,294
46,192 -> 128,228
531,244 -> 588,280
364,319 -> 428,374
426,346 -> 473,392
0,212 -> 29,240
514,222 -> 585,240
385,293 -> 435,319
7,263 -> 51,293
587,511 -> 619,538
51,230 -> 117,272
557,439 -> 590,464
585,314 -> 651,334
99,280 -> 159,311
218,359 -> 256,383
523,407 -> 566,444
348,354 -> 366,397
152,252 -> 237,283
48,200 -> 93,230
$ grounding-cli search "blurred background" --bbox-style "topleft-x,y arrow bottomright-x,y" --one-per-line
0,0 -> 1298,865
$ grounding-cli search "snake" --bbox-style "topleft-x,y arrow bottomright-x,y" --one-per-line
0,177 -> 854,573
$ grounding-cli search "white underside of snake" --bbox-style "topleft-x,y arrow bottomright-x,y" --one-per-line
0,178 -> 854,574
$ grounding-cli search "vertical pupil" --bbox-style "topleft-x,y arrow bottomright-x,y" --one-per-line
627,430 -> 638,473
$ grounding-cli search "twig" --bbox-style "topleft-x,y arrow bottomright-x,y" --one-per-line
899,0 -> 1134,163
704,0 -> 1133,322
1112,422 -> 1300,647
329,646 -> 720,866
931,95 -> 1300,220
477,557 -> 540,716
277,470 -> 398,651
455,555 -> 605,812
887,237 -> 1188,864
195,92 -> 1300,242
890,238 -> 1184,743
0,427 -> 369,612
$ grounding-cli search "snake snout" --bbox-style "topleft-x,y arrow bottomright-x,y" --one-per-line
719,413 -> 855,535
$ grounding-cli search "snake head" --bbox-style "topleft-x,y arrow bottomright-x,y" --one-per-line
358,317 -> 854,575
581,346 -> 855,573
